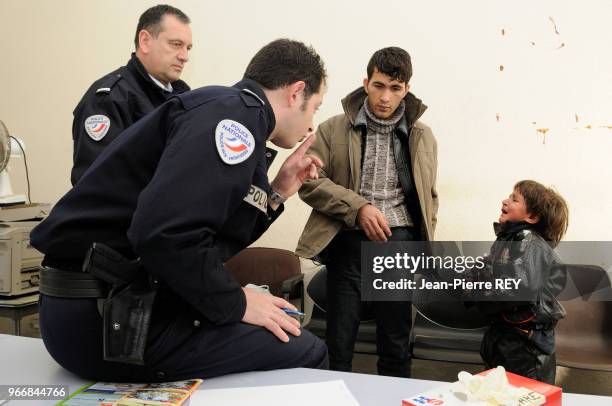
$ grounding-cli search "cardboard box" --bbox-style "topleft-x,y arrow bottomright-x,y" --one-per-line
478,370 -> 561,406
402,369 -> 561,406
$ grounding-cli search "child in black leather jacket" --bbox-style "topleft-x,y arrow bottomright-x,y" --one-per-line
475,180 -> 569,384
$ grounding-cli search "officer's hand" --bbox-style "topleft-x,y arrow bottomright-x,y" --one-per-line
270,132 -> 323,202
241,287 -> 302,342
357,204 -> 392,241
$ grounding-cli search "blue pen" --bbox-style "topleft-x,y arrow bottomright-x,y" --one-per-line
282,308 -> 307,316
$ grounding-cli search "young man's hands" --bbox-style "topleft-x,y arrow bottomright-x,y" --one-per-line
358,204 -> 392,241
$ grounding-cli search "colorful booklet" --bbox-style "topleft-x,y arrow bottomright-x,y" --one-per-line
58,379 -> 203,406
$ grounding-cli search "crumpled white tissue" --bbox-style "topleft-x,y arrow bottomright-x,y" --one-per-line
449,366 -> 545,406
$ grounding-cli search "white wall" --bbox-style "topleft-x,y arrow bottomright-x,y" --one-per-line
0,0 -> 610,250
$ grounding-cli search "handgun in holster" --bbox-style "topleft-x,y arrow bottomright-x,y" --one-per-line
83,242 -> 159,365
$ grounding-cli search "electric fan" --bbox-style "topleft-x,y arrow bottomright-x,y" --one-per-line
0,120 -> 26,205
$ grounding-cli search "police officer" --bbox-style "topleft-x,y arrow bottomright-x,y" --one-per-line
71,4 -> 192,185
31,39 -> 328,382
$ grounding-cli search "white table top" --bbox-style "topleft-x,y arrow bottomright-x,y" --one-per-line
0,335 -> 88,405
0,334 -> 609,405
200,367 -> 612,405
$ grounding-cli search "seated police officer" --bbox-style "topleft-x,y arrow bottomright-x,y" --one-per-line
71,4 -> 192,185
31,39 -> 328,382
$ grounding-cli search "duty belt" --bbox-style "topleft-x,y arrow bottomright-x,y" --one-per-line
39,243 -> 155,365
40,267 -> 107,298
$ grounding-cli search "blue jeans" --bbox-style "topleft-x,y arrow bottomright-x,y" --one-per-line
325,227 -> 415,377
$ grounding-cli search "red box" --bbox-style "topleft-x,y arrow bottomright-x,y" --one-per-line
402,369 -> 562,406
477,369 -> 561,406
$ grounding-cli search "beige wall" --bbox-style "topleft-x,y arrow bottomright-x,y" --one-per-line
0,0 -> 610,252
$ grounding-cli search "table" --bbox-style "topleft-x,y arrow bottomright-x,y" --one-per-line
200,367 -> 612,405
0,294 -> 40,337
0,334 -> 609,405
0,334 -> 87,405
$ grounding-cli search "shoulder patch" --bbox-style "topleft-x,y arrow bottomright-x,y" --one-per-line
95,73 -> 123,95
240,89 -> 265,107
215,119 -> 255,165
84,115 -> 111,141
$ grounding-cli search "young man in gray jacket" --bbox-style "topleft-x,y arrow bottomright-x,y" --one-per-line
296,47 -> 438,377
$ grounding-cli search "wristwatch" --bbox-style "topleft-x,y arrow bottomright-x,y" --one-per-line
268,190 -> 287,206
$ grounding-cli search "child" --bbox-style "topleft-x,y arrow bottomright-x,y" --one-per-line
476,180 -> 569,384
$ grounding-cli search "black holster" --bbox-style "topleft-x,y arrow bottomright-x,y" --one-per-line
83,243 -> 159,365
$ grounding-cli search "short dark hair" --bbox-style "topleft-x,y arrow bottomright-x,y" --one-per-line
514,180 -> 569,247
243,39 -> 327,100
367,47 -> 413,83
134,4 -> 190,50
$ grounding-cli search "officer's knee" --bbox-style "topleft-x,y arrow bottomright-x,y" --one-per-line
309,336 -> 329,369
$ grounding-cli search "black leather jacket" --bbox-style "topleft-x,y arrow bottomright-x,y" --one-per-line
475,221 -> 567,325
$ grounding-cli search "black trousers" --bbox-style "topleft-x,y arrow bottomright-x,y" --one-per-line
481,323 -> 557,384
325,227 -> 414,377
39,290 -> 328,382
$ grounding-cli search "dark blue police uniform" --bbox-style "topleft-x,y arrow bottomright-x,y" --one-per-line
31,79 -> 328,382
71,53 -> 190,185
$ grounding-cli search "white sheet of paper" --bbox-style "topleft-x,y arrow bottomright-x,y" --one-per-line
191,380 -> 360,405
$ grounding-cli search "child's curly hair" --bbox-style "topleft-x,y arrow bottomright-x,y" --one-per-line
515,180 -> 569,247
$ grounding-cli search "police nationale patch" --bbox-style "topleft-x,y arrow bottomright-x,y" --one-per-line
84,115 -> 111,141
215,119 -> 255,165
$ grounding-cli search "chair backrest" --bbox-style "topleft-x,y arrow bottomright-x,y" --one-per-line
306,265 -> 327,312
558,264 -> 612,301
306,266 -> 378,320
225,247 -> 301,297
556,264 -> 612,370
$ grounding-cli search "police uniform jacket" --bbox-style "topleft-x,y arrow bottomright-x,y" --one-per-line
31,79 -> 281,326
71,53 -> 190,185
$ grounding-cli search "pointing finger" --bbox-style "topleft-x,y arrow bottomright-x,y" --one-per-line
293,132 -> 316,156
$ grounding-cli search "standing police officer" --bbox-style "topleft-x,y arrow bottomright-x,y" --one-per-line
31,39 -> 328,382
71,4 -> 192,185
